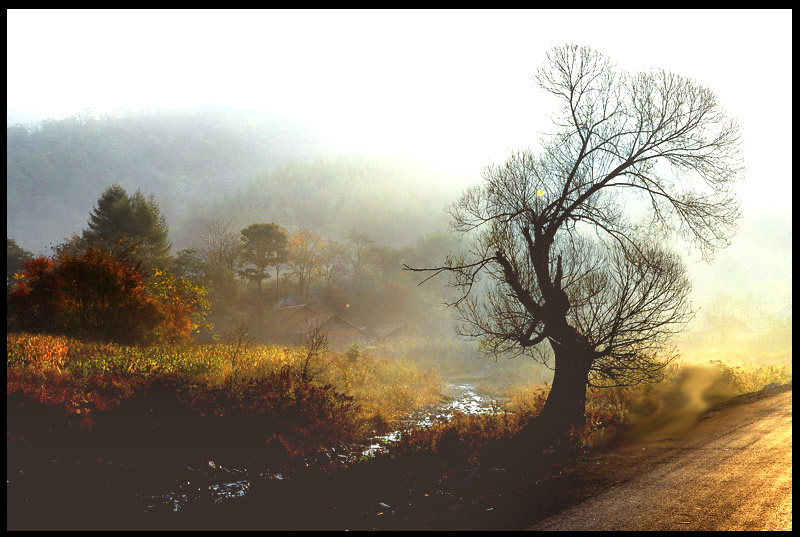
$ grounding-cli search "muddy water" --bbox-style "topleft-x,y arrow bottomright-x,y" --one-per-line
143,382 -> 502,514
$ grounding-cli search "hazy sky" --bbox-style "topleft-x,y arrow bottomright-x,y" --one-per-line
6,9 -> 792,310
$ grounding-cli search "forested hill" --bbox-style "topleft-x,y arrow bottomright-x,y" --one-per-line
182,156 -> 457,250
7,109 -> 461,254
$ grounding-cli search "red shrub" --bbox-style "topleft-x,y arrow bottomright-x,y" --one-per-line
8,249 -> 162,344
7,257 -> 60,332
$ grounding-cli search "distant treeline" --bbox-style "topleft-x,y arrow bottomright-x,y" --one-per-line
7,179 -> 468,343
7,108 -> 461,255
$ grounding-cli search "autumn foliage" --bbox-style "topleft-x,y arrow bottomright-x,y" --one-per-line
146,268 -> 211,343
7,248 -> 207,345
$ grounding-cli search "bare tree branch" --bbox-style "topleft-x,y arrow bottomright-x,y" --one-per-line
406,44 -> 742,404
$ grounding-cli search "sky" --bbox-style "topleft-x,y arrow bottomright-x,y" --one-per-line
6,9 -> 793,313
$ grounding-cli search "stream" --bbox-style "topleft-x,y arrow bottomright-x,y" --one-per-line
141,382 -> 502,514
362,383 -> 502,457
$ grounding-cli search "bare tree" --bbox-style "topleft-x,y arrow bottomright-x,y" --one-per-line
319,239 -> 348,291
299,322 -> 329,382
287,228 -> 325,300
345,231 -> 375,288
199,218 -> 240,271
702,293 -> 749,344
406,44 -> 743,435
226,321 -> 253,396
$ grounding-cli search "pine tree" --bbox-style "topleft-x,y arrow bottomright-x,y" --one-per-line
83,184 -> 171,269
239,223 -> 288,292
7,238 -> 34,278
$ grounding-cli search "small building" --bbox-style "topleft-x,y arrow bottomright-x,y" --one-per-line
269,304 -> 372,348
370,322 -> 408,341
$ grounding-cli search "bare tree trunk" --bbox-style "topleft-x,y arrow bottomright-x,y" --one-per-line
536,342 -> 593,434
300,324 -> 328,382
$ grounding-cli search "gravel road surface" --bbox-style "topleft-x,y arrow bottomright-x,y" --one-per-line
529,388 -> 792,531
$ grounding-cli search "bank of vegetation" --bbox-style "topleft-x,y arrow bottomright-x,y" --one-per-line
7,332 -> 443,461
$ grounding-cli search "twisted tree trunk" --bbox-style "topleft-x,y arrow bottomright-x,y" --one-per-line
537,339 -> 593,433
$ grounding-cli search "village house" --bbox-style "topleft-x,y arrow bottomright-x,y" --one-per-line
268,304 -> 372,349
370,322 -> 407,341
268,305 -> 409,349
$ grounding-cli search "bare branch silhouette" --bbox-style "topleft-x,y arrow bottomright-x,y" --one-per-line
405,44 -> 743,433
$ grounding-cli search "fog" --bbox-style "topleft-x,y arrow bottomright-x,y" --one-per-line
7,9 -> 791,365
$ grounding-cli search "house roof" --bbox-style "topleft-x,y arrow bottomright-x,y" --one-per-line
274,304 -> 321,315
272,304 -> 369,335
371,322 -> 407,338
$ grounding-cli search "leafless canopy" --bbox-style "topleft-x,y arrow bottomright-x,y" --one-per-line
299,322 -> 329,382
199,218 -> 240,270
406,44 -> 743,388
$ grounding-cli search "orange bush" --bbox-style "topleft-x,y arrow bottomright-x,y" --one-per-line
9,249 -> 161,344
146,268 -> 210,343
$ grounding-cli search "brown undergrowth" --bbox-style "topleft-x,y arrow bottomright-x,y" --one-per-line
6,332 -> 443,462
6,332 -> 791,529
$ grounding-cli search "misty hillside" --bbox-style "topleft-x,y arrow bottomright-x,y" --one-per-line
180,156 -> 458,249
7,109 -> 460,254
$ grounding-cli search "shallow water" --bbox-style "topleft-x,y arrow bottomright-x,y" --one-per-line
363,383 -> 502,456
144,382 -> 502,512
139,461 -> 257,514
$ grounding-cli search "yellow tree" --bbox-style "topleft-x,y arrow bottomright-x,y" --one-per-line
287,229 -> 325,301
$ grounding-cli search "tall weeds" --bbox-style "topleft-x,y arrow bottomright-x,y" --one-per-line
7,332 -> 443,451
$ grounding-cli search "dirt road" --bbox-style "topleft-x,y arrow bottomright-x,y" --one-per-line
528,387 -> 792,531
7,384 -> 791,530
